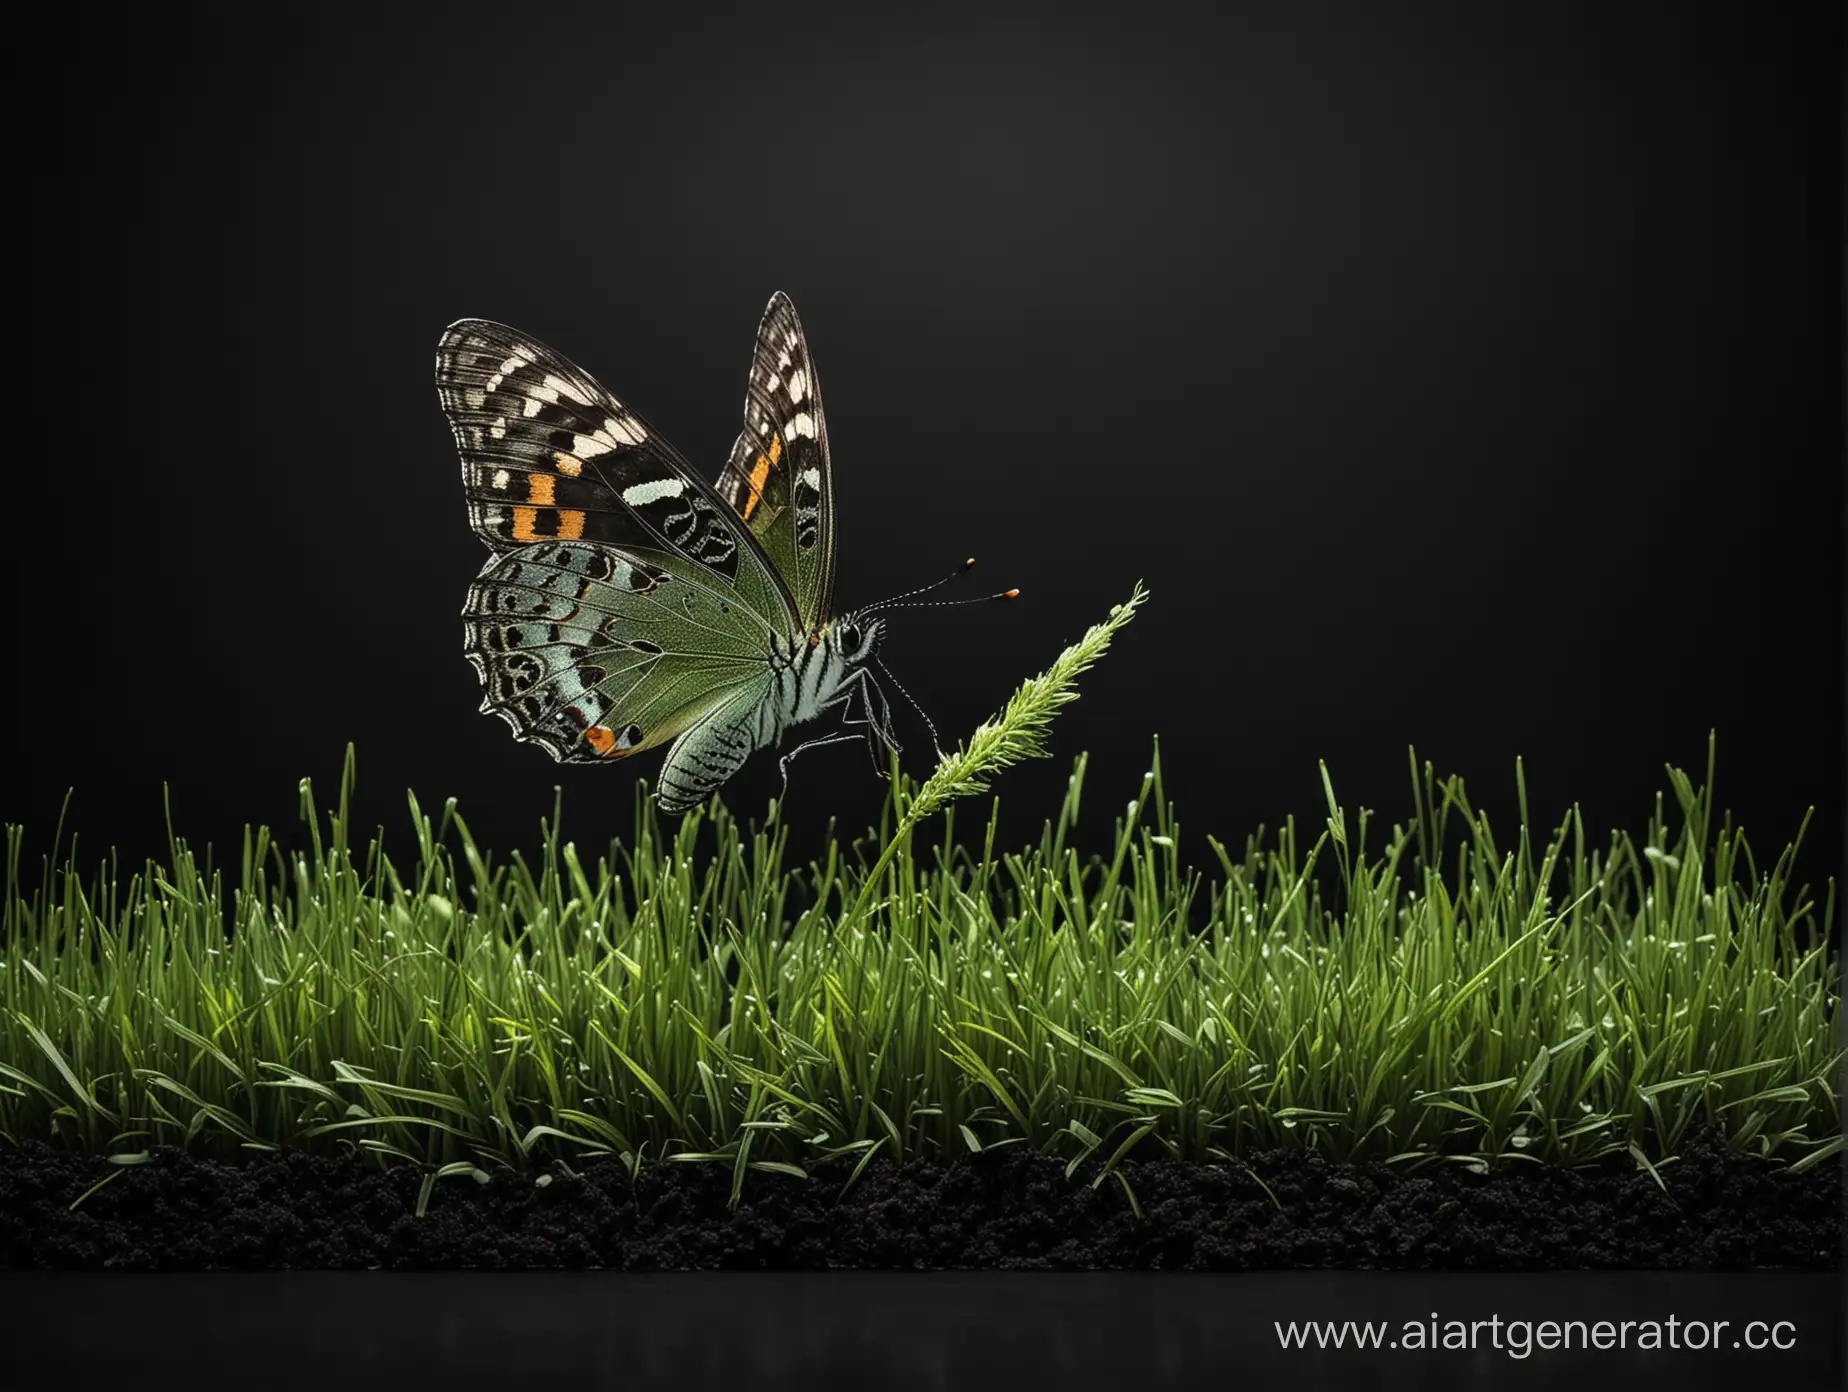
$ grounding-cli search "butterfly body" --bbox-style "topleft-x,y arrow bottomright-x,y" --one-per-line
436,294 -> 900,813
651,613 -> 891,813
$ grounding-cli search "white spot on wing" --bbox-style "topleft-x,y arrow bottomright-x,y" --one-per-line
544,374 -> 593,407
786,368 -> 808,404
787,412 -> 817,439
483,355 -> 523,396
622,478 -> 686,506
801,467 -> 821,490
464,388 -> 487,409
573,432 -> 613,458
491,469 -> 511,491
489,417 -> 507,439
605,415 -> 646,445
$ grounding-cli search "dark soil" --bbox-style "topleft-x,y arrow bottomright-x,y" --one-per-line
1,1129 -> 1838,1270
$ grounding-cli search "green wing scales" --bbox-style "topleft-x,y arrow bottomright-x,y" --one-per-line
461,541 -> 777,763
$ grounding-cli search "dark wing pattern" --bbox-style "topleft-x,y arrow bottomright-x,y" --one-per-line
713,293 -> 837,633
460,541 -> 771,764
436,319 -> 798,630
437,319 -> 799,767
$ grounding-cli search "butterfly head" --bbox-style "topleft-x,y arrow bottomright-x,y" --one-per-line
826,612 -> 887,666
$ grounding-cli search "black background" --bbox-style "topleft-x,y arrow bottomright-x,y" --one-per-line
32,2 -> 1843,893
3,1271 -> 1842,1391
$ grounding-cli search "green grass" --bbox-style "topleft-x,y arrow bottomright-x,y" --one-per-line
2,584 -> 1840,1208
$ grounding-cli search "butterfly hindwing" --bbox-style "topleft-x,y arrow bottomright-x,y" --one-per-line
437,318 -> 799,632
462,541 -> 775,764
714,293 -> 837,633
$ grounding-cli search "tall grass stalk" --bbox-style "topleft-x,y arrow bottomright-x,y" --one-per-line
846,581 -> 1147,925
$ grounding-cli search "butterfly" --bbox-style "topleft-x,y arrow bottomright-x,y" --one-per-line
435,293 -> 1006,813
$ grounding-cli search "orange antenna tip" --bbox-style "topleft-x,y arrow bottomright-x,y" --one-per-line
1002,588 -> 1020,599
964,557 -> 976,568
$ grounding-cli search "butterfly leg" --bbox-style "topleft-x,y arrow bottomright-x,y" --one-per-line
837,668 -> 902,776
777,730 -> 863,806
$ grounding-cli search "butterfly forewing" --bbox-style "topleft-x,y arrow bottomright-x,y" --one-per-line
713,293 -> 837,633
437,318 -> 799,630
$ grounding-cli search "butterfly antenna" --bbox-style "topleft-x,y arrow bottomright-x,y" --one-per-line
864,557 -> 978,614
878,588 -> 1020,610
874,656 -> 946,761
867,558 -> 1020,613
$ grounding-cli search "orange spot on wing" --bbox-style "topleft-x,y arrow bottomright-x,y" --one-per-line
552,452 -> 584,477
510,503 -> 583,542
769,435 -> 782,465
588,724 -> 640,758
527,474 -> 556,506
742,454 -> 772,520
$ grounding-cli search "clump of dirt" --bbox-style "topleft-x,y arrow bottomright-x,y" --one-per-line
0,1129 -> 1836,1270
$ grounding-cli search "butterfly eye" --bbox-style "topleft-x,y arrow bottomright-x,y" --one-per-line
840,624 -> 862,651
